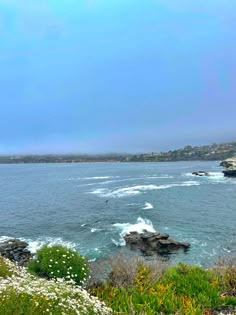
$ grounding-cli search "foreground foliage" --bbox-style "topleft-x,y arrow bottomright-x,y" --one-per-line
28,245 -> 89,286
0,257 -> 112,315
90,258 -> 236,315
1,247 -> 236,315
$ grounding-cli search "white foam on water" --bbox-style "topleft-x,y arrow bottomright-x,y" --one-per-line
25,238 -> 77,254
84,176 -> 120,180
90,182 -> 200,198
143,202 -> 154,209
0,236 -> 12,242
144,175 -> 173,179
90,228 -> 103,233
112,217 -> 156,246
180,181 -> 200,186
183,173 -> 195,177
0,236 -> 78,254
223,247 -> 231,253
67,176 -> 120,181
207,172 -> 225,180
183,171 -> 225,181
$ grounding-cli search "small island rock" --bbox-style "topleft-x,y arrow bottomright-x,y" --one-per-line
124,231 -> 190,256
192,171 -> 209,176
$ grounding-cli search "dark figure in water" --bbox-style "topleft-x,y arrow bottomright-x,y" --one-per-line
105,200 -> 109,203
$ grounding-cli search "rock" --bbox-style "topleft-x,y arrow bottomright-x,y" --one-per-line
220,157 -> 236,169
223,169 -> 236,177
0,239 -> 33,266
124,231 -> 190,256
220,157 -> 236,177
192,171 -> 210,176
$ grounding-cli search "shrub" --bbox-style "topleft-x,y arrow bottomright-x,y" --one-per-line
88,252 -> 169,288
27,245 -> 90,286
161,263 -> 222,309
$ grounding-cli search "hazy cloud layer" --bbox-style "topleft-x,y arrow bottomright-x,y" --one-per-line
0,0 -> 236,153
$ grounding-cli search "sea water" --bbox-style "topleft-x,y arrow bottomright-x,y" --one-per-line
0,161 -> 235,267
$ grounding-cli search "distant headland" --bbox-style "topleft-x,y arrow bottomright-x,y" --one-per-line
0,141 -> 236,164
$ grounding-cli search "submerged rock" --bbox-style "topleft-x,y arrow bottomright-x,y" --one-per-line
124,231 -> 190,256
192,171 -> 210,176
0,239 -> 33,266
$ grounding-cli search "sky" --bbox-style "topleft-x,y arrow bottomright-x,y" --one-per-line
0,0 -> 236,154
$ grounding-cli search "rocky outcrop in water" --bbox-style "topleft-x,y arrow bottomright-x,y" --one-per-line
124,231 -> 190,256
223,169 -> 236,177
192,171 -> 209,176
220,157 -> 236,169
220,157 -> 236,177
0,239 -> 33,266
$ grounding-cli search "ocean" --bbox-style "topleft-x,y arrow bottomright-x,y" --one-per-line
0,161 -> 235,267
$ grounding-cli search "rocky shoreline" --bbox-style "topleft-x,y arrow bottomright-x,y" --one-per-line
0,232 -> 190,266
0,239 -> 33,266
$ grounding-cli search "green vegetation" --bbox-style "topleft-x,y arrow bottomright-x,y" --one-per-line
28,245 -> 90,286
0,251 -> 111,315
129,142 -> 236,162
89,256 -> 236,315
0,257 -> 15,278
1,247 -> 236,314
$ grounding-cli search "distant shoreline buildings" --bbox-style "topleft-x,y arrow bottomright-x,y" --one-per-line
0,141 -> 235,164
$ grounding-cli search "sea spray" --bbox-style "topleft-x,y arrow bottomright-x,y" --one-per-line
112,217 -> 156,246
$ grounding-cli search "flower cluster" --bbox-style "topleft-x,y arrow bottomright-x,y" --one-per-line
0,257 -> 112,315
28,245 -> 90,286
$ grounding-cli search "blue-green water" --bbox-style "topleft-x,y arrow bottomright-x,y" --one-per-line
0,161 -> 235,267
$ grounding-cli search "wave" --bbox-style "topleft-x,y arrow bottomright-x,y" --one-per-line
144,175 -> 173,179
208,172 -> 224,180
143,202 -> 154,209
84,176 -> 120,180
90,228 -> 104,233
112,217 -> 156,246
90,182 -> 200,198
67,176 -> 120,181
184,171 -> 226,182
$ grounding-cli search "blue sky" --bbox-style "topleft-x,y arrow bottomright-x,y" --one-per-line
0,0 -> 235,154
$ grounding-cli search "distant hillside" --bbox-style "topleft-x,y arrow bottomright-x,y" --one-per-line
0,142 -> 235,164
127,142 -> 236,162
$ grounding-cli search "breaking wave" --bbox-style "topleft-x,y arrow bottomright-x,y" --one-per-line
90,181 -> 200,198
112,217 -> 156,246
0,236 -> 77,254
143,202 -> 154,209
